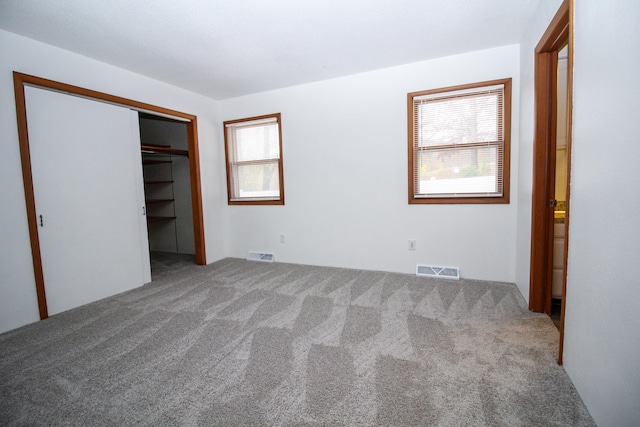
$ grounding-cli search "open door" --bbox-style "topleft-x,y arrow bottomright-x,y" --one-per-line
529,0 -> 573,364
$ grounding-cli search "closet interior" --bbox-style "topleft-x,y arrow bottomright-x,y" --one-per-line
139,113 -> 195,268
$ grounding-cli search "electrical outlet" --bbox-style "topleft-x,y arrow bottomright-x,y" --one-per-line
408,239 -> 416,251
279,234 -> 285,243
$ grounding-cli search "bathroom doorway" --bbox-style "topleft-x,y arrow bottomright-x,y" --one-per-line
550,45 -> 570,329
528,0 -> 572,364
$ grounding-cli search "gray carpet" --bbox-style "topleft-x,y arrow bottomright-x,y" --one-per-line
0,256 -> 595,426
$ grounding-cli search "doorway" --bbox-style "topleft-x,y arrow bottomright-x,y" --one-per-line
138,113 -> 197,278
528,0 -> 572,364
550,45 -> 570,329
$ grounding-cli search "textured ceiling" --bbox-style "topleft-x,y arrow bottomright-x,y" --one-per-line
0,0 -> 540,100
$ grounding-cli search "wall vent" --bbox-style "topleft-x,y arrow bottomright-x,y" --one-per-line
247,251 -> 275,263
416,264 -> 460,280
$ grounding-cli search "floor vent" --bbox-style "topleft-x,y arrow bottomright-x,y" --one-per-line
247,251 -> 275,263
416,264 -> 460,280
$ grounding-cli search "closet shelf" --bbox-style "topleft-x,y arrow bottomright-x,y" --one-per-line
144,180 -> 174,184
146,198 -> 175,204
143,159 -> 172,165
141,144 -> 188,156
147,216 -> 176,223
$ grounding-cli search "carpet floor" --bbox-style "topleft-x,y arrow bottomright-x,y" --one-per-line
0,256 -> 595,426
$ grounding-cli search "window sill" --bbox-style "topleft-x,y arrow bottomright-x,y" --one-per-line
409,195 -> 509,205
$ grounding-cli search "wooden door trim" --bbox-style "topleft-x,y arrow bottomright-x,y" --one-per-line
13,73 -> 48,319
529,50 -> 557,314
529,0 -> 569,312
528,0 -> 572,364
12,72 -> 207,319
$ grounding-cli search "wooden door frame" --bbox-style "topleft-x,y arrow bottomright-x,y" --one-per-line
528,0 -> 573,364
13,71 -> 207,320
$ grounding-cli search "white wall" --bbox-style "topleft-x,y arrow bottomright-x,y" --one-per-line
515,0 -> 564,302
563,1 -> 640,425
0,29 -> 227,334
220,45 -> 520,281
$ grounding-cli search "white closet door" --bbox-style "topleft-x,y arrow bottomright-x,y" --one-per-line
26,86 -> 150,315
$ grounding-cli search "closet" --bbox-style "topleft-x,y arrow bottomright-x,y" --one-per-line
16,72 -> 205,320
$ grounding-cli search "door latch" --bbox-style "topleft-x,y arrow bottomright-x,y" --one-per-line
549,199 -> 558,208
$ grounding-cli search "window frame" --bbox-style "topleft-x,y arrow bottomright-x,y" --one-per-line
407,78 -> 512,205
223,113 -> 285,205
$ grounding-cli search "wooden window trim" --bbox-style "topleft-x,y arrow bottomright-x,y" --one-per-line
223,113 -> 285,206
408,78 -> 512,205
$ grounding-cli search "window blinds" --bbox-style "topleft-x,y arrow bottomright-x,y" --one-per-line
412,84 -> 505,198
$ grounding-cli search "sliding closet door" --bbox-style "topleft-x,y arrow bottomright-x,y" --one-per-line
25,86 -> 150,315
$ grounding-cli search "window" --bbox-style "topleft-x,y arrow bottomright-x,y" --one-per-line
224,113 -> 285,205
408,78 -> 511,204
